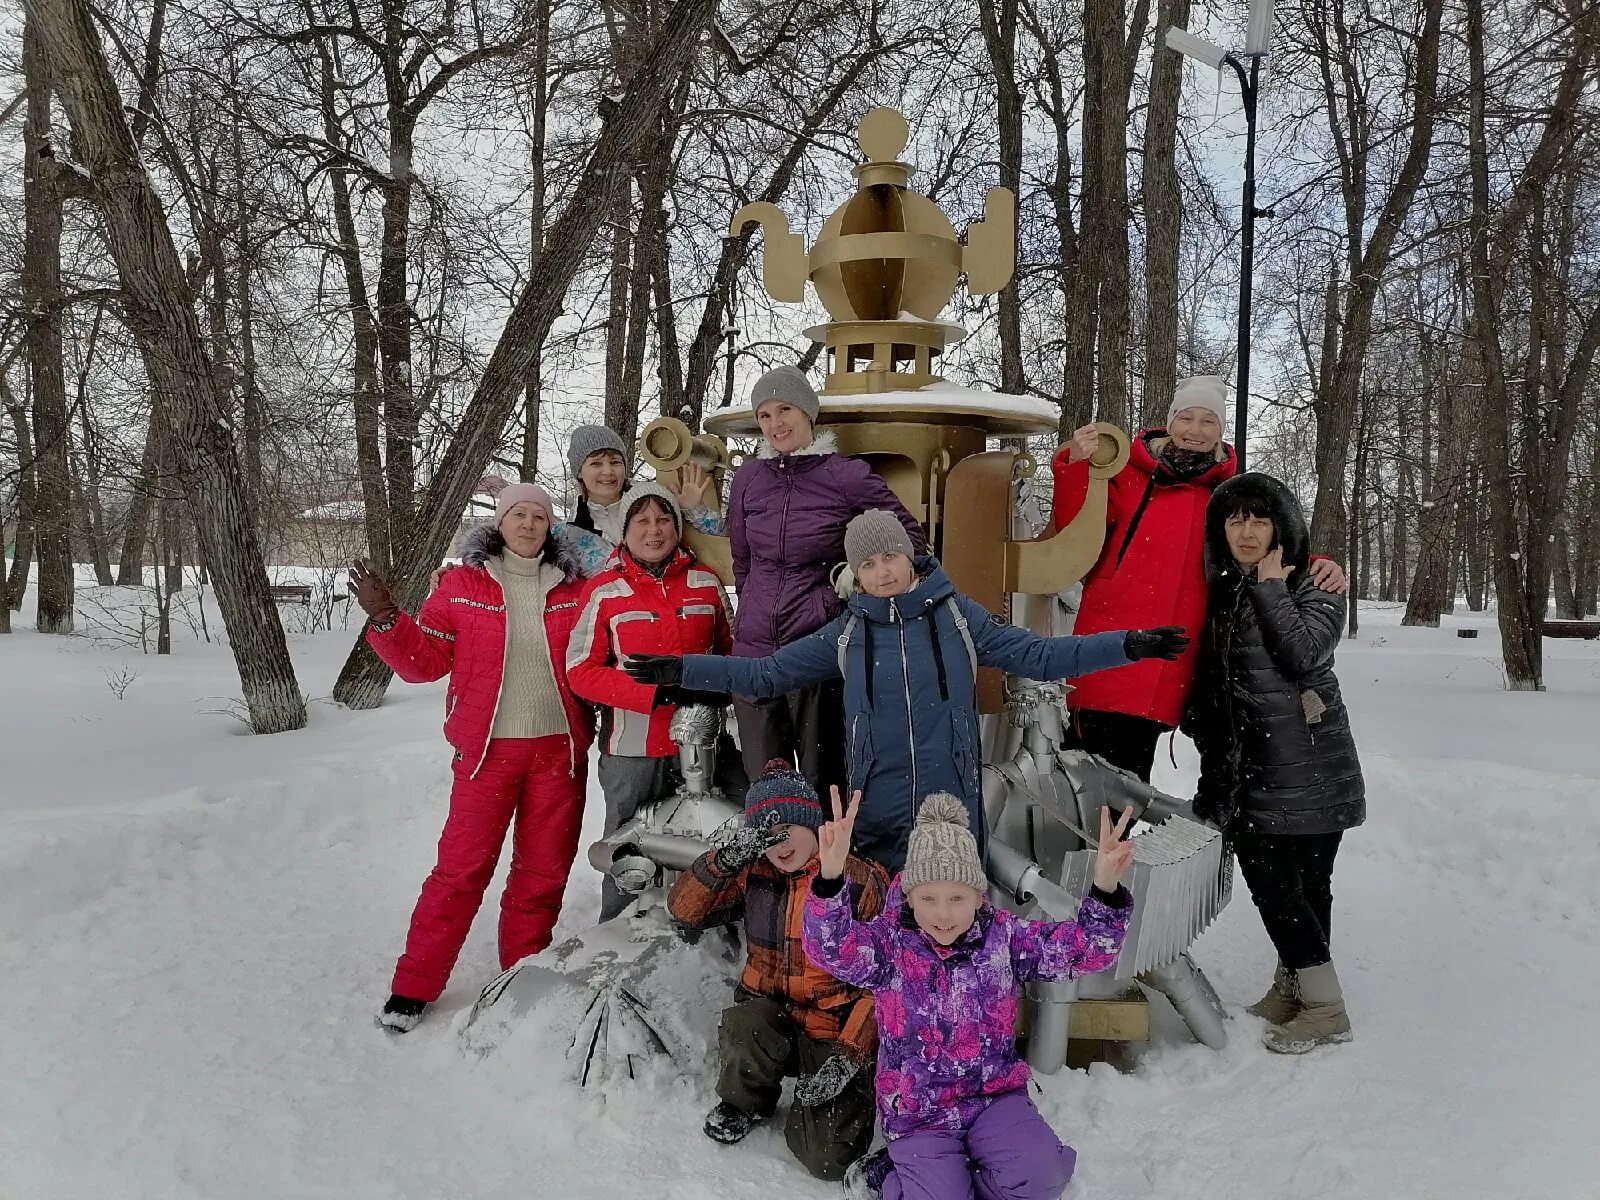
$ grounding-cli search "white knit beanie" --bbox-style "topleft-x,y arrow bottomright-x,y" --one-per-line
622,481 -> 683,530
1167,375 -> 1229,430
900,793 -> 987,894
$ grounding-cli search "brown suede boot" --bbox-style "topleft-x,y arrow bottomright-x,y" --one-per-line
1263,961 -> 1352,1053
1246,963 -> 1300,1025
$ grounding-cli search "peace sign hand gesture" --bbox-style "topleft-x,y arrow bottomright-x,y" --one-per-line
1092,806 -> 1136,893
818,786 -> 862,880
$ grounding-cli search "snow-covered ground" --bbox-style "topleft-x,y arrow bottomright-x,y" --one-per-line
3,578 -> 1597,1200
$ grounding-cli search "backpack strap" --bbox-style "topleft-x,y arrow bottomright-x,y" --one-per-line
836,612 -> 860,679
944,597 -> 978,677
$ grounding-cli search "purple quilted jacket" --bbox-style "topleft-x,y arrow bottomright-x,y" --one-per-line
803,877 -> 1131,1138
726,430 -> 927,656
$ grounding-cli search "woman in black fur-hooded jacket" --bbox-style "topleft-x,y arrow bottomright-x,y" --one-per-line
1183,471 -> 1365,1055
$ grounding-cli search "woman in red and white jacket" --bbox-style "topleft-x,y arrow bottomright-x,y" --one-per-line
566,482 -> 735,920
349,483 -> 594,1033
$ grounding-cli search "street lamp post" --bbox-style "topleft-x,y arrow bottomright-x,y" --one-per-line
1164,0 -> 1274,471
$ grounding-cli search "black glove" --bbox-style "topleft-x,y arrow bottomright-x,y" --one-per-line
652,686 -> 729,710
714,824 -> 787,872
794,1055 -> 859,1107
1124,626 -> 1190,662
624,653 -> 682,686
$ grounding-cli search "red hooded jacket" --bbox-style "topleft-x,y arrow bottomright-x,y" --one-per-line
566,546 -> 733,757
366,528 -> 594,779
1051,429 -> 1237,727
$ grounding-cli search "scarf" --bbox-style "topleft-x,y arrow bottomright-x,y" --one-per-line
1156,441 -> 1220,484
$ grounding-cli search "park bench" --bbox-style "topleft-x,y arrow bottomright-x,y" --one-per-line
1542,619 -> 1600,640
269,584 -> 314,606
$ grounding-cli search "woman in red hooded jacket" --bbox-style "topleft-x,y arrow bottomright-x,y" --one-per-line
1050,377 -> 1344,781
349,483 -> 594,1033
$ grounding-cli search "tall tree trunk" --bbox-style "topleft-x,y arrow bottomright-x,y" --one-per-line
29,0 -> 305,731
1141,0 -> 1189,427
521,0 -> 551,479
603,183 -> 633,433
314,31 -> 390,573
1307,0 -> 1444,555
1405,297 -> 1478,625
22,14 -> 75,633
979,0 -> 1025,395
230,52 -> 264,516
1465,0 -> 1539,690
377,110 -> 418,537
117,412 -> 159,584
1,370 -> 36,611
332,0 -> 721,708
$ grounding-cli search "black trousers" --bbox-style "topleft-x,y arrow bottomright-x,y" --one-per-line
732,680 -> 846,800
1233,830 -> 1343,972
1062,708 -> 1169,783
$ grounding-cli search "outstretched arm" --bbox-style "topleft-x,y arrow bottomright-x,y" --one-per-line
677,617 -> 845,698
959,594 -> 1130,679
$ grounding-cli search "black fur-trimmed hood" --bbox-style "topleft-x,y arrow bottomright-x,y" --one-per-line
454,520 -> 582,579
1204,472 -> 1311,581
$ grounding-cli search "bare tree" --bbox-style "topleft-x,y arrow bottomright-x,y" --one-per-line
27,0 -> 306,732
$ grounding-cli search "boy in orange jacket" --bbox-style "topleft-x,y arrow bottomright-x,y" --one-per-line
668,760 -> 888,1182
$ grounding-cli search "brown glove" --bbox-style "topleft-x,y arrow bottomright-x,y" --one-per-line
348,559 -> 399,625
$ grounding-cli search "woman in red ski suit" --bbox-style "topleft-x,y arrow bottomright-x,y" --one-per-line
1051,377 -> 1344,781
565,483 -> 735,920
351,483 -> 594,1032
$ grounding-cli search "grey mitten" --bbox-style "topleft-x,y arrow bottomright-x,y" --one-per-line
794,1054 -> 858,1107
714,825 -> 786,872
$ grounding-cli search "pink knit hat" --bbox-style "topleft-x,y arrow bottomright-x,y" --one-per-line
495,482 -> 554,528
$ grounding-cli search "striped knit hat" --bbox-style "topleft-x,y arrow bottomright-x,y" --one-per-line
742,759 -> 824,832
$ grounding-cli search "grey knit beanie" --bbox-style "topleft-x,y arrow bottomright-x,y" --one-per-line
622,481 -> 683,531
1166,376 -> 1228,431
568,424 -> 629,478
749,365 -> 821,424
843,509 -> 915,570
900,793 -> 987,894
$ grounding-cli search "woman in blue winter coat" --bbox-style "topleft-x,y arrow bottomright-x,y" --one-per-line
626,510 -> 1190,873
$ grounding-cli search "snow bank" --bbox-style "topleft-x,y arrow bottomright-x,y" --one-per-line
2,597 -> 1597,1198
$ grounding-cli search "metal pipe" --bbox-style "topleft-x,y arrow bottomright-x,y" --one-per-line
1140,953 -> 1229,1050
587,822 -> 714,879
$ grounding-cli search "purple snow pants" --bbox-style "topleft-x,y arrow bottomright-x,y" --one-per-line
881,1091 -> 1077,1200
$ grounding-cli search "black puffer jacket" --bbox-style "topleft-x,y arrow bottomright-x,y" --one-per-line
1184,473 -> 1366,836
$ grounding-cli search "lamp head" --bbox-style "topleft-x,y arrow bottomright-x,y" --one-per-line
1164,26 -> 1228,69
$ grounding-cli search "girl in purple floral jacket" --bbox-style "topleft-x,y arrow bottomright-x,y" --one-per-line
803,791 -> 1135,1200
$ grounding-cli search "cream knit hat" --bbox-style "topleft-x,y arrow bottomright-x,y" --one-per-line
901,793 -> 987,893
1166,375 -> 1228,430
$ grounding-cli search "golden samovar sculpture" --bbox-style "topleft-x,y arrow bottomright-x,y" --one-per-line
644,106 -> 1129,713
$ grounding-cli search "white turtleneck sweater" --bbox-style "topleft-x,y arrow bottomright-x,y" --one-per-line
487,549 -> 568,740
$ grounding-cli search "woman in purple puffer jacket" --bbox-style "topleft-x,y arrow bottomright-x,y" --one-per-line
805,791 -> 1135,1200
718,365 -> 926,791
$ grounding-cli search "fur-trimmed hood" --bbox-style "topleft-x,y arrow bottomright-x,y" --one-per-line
454,520 -> 582,578
756,428 -> 838,460
1204,472 -> 1311,582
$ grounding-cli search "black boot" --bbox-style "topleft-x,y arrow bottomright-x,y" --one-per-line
703,1100 -> 760,1144
377,993 -> 428,1034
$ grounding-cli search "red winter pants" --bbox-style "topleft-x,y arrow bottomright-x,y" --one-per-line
391,736 -> 586,1003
